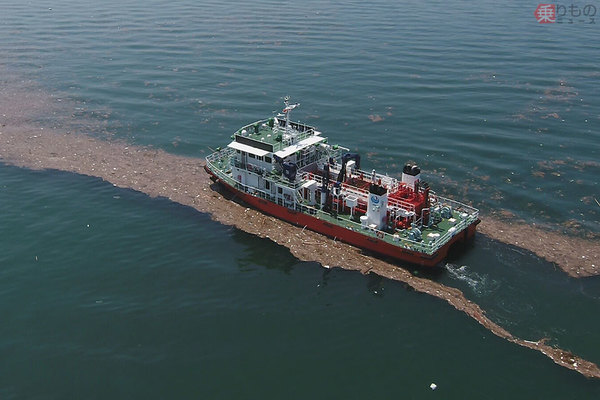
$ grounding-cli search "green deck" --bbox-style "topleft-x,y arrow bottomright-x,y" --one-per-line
207,147 -> 478,256
234,119 -> 319,153
310,205 -> 470,254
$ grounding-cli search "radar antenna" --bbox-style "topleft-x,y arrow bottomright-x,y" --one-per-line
282,96 -> 300,136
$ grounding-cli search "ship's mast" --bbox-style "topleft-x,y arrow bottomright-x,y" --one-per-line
282,96 -> 300,140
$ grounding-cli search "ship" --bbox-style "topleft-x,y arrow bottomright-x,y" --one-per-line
205,98 -> 480,267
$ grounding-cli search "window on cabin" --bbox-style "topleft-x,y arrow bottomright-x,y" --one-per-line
265,181 -> 270,190
277,187 -> 282,194
265,156 -> 272,163
257,156 -> 263,161
249,153 -> 256,159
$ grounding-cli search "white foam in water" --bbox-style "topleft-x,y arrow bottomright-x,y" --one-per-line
445,263 -> 495,296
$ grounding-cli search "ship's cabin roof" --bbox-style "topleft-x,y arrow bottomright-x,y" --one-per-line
227,141 -> 270,157
226,117 -> 324,161
273,135 -> 325,158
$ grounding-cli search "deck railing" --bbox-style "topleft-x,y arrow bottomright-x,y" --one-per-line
235,118 -> 319,153
207,148 -> 479,255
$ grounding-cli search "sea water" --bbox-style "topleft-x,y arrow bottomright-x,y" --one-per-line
1,1 -> 599,398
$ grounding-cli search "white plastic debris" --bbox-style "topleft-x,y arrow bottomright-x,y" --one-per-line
430,383 -> 437,390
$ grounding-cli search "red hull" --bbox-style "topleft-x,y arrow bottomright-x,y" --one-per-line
206,167 -> 478,267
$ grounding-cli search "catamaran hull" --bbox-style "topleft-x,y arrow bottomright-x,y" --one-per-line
206,166 -> 478,267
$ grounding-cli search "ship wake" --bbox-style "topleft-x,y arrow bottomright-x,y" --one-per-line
445,263 -> 498,297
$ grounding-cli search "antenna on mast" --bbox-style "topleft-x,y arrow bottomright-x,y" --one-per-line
282,96 -> 300,136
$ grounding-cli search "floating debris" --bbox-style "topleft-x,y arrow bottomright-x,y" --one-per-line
1,74 -> 599,379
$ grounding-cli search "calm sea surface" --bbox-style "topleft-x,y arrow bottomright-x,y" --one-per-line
1,0 -> 599,398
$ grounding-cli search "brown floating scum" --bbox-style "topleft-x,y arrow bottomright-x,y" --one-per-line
1,79 -> 599,378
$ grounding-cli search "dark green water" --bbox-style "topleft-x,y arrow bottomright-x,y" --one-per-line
1,0 -> 599,398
